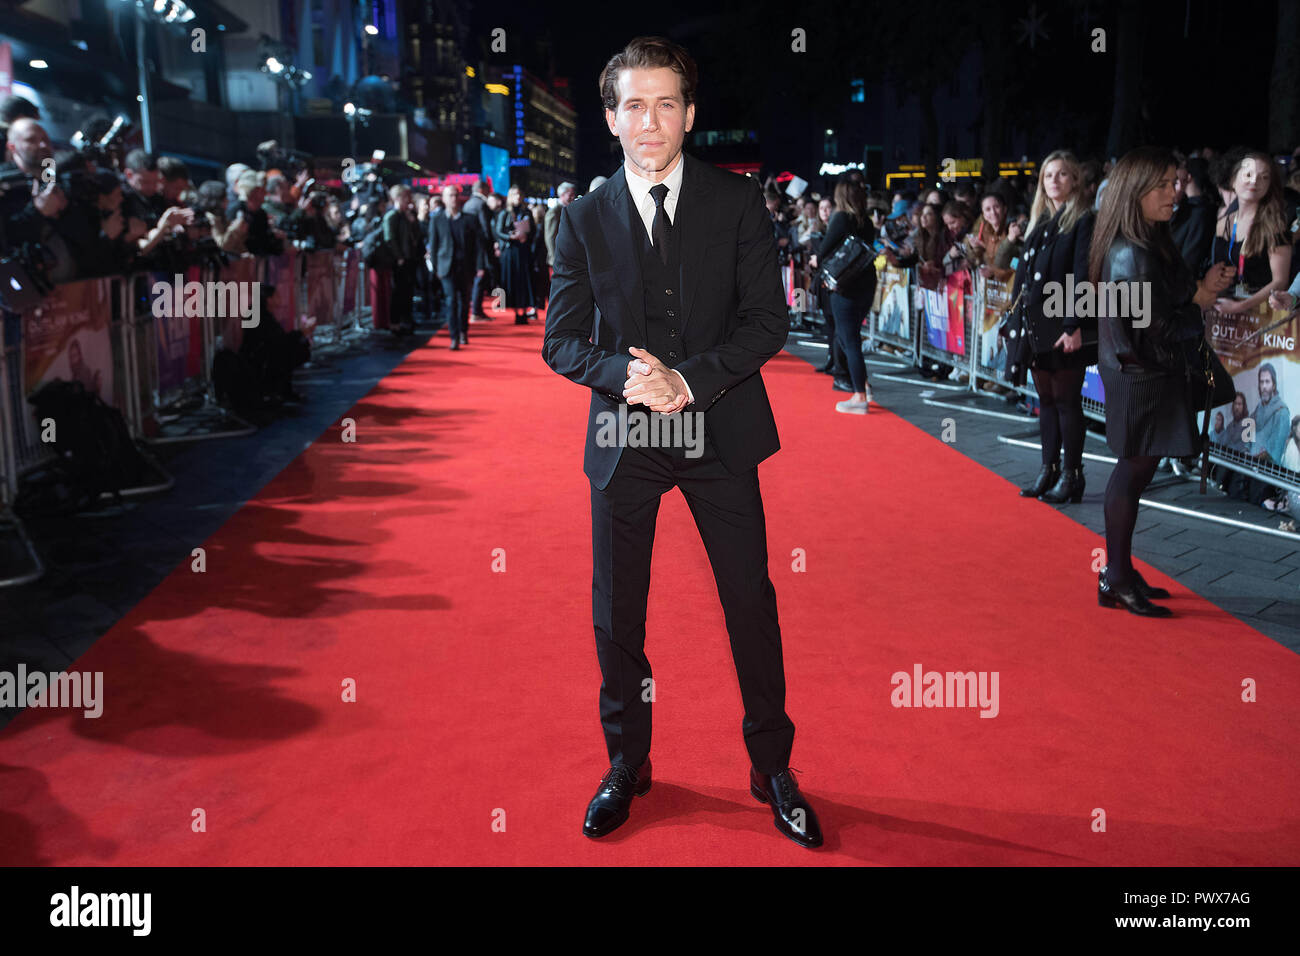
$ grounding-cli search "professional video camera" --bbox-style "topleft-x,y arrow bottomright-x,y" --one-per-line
69,114 -> 133,171
256,140 -> 312,178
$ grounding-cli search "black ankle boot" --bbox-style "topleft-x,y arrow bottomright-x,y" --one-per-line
1041,465 -> 1085,503
1098,568 -> 1171,617
1020,462 -> 1060,498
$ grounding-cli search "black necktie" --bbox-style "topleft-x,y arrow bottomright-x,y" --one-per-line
649,183 -> 670,264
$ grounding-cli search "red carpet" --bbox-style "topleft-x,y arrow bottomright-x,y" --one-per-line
2,307 -> 1298,865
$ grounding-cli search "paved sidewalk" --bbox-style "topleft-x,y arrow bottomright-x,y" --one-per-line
787,331 -> 1300,654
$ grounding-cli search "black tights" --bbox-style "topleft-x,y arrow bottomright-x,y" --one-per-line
1032,367 -> 1086,468
1104,455 -> 1159,587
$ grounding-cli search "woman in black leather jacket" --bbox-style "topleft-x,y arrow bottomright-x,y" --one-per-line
1005,150 -> 1095,505
1090,147 -> 1235,616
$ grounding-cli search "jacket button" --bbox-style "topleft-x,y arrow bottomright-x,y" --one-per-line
1034,272 -> 1041,280
665,289 -> 673,295
670,328 -> 678,336
666,309 -> 675,316
669,351 -> 677,358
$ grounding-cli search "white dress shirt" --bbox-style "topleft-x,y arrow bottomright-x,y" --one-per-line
622,153 -> 693,406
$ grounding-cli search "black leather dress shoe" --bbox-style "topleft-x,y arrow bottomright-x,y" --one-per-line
1132,568 -> 1170,600
1098,569 -> 1171,617
750,767 -> 823,848
583,759 -> 651,838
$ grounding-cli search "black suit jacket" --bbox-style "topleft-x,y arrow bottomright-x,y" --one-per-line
428,208 -> 485,277
543,151 -> 788,490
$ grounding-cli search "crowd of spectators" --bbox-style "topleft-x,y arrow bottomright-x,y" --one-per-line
762,144 -> 1300,502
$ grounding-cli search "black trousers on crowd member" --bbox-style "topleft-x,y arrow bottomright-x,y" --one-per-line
590,432 -> 795,776
440,269 -> 472,342
817,282 -> 847,376
390,259 -> 416,329
1031,366 -> 1087,467
829,288 -> 872,393
471,257 -> 500,315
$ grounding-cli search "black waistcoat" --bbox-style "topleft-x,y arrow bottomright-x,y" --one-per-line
630,190 -> 685,364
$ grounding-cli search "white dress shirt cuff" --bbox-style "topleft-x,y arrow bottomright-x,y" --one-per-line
672,369 -> 694,406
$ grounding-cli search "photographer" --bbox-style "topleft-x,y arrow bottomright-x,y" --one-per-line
122,150 -> 195,266
51,152 -> 134,278
223,169 -> 284,257
284,186 -> 340,252
1,117 -> 75,281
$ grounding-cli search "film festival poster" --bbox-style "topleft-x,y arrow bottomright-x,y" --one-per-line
22,277 -> 115,437
218,257 -> 259,352
152,266 -> 204,396
302,251 -> 338,345
341,248 -> 361,315
980,274 -> 1013,372
1205,301 -> 1300,472
944,270 -> 968,356
265,249 -> 299,334
873,264 -> 910,339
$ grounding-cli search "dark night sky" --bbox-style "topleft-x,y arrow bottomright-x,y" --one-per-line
469,0 -> 1287,186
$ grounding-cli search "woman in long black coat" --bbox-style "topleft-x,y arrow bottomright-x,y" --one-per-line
1092,147 -> 1235,616
492,185 -> 537,324
1004,150 -> 1096,504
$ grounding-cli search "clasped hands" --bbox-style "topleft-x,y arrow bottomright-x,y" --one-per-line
623,346 -> 688,414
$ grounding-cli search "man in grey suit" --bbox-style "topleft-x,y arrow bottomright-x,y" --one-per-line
544,182 -> 577,270
460,181 -> 494,320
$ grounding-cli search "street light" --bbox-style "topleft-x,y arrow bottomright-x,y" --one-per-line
116,0 -> 199,152
344,103 -> 372,160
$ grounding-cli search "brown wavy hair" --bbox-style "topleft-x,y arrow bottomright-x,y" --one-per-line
1088,146 -> 1180,285
833,179 -> 869,229
599,37 -> 698,111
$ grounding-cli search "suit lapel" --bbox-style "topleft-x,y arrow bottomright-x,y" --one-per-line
600,166 -> 648,345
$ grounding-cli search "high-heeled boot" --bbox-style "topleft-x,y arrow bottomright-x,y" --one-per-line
1098,568 -> 1171,617
1019,462 -> 1060,498
1041,465 -> 1085,503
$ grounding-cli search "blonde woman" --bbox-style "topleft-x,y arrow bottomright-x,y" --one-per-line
1006,150 -> 1096,504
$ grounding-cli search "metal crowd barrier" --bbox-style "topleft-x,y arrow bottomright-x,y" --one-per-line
0,246 -> 390,587
959,270 -> 1300,496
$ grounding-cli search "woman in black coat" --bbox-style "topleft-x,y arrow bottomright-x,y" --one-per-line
1005,150 -> 1096,504
1092,147 -> 1235,616
493,185 -> 537,324
812,180 -> 877,414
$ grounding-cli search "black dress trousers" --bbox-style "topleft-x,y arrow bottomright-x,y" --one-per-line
590,430 -> 795,775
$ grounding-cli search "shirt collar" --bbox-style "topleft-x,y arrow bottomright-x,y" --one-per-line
624,150 -> 684,207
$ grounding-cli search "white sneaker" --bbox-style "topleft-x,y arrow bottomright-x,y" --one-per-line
836,398 -> 869,415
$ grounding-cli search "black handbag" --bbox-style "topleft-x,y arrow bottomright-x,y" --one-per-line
820,233 -> 875,295
1189,337 -> 1235,493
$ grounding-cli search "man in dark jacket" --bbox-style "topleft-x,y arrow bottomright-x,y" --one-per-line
428,184 -> 486,349
461,181 -> 495,320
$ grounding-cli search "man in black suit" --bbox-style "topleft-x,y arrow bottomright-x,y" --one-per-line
543,36 -> 822,848
429,184 -> 485,350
